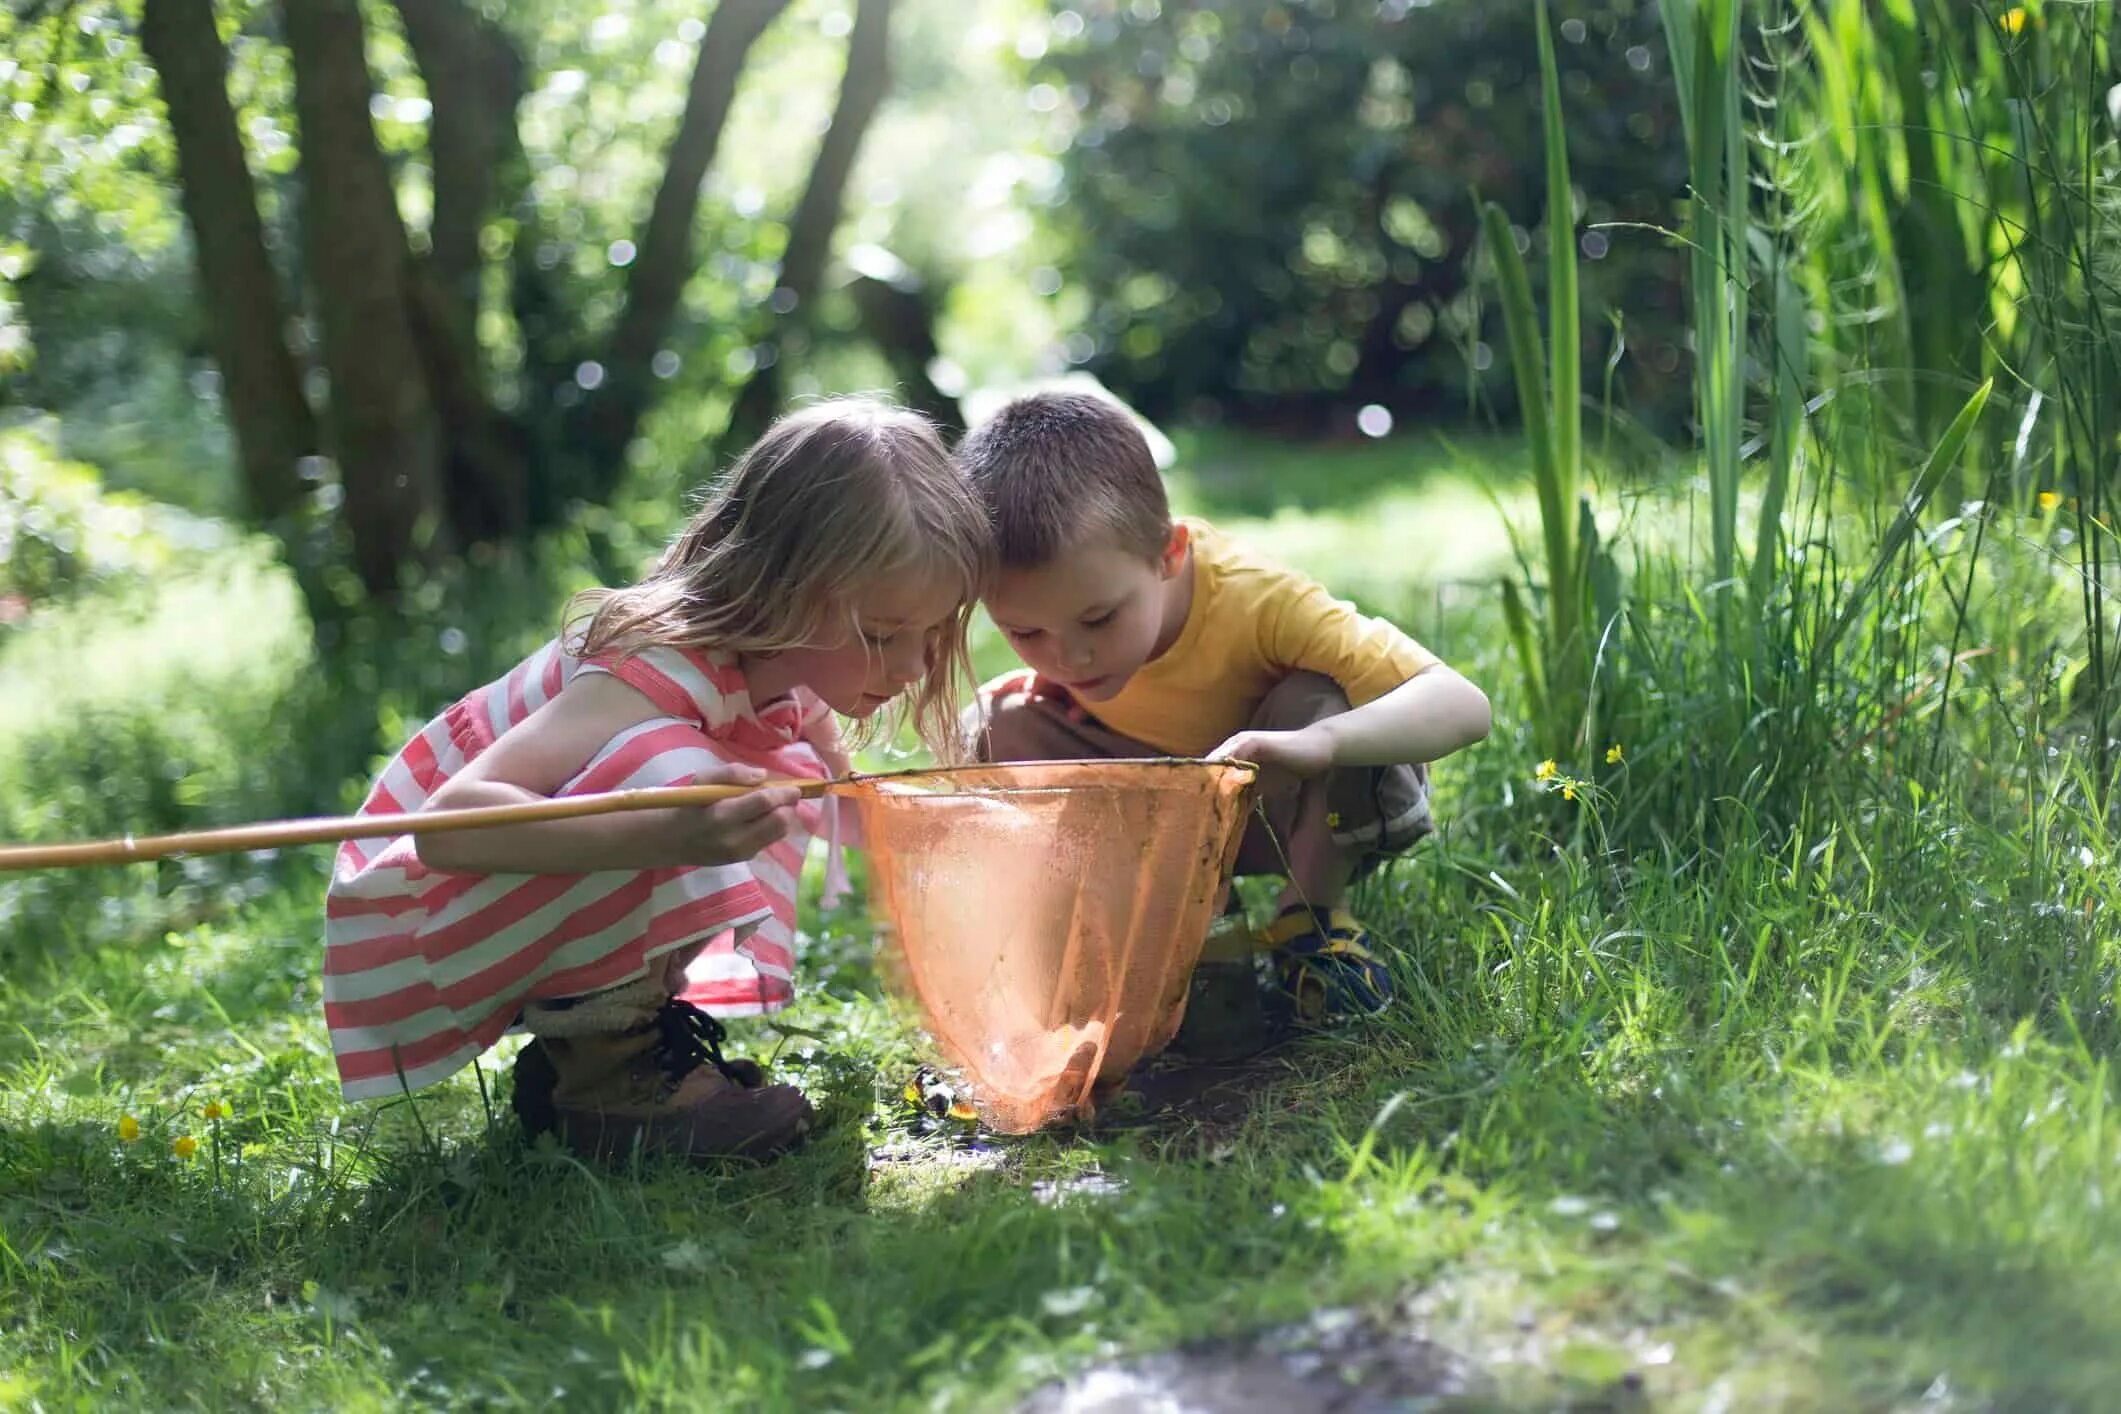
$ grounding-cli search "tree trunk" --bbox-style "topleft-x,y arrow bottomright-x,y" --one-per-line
404,262 -> 528,542
391,0 -> 520,364
394,0 -> 530,542
283,0 -> 446,599
721,0 -> 896,453
138,0 -> 316,530
849,267 -> 961,436
568,0 -> 791,497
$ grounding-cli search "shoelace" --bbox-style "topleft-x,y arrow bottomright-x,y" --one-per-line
650,998 -> 758,1089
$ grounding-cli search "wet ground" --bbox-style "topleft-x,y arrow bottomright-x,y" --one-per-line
1016,1306 -> 1476,1413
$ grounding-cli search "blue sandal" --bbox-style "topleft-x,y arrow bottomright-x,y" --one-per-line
1257,904 -> 1393,1022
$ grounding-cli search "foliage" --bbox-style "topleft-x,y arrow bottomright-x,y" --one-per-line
0,422 -> 200,607
1038,0 -> 1689,433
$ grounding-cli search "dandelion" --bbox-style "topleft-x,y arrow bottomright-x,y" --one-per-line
1562,782 -> 1578,802
172,1135 -> 199,1160
2000,6 -> 2028,34
1535,759 -> 1557,781
1605,743 -> 1625,765
202,1100 -> 230,1121
117,1115 -> 141,1144
2039,490 -> 2061,513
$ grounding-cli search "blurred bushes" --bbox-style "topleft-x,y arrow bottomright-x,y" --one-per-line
0,520 -> 589,966
0,422 -> 211,610
1036,0 -> 1689,435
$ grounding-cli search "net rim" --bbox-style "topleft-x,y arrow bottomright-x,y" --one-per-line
849,757 -> 1260,791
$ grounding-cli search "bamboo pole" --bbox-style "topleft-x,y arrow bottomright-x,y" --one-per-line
0,778 -> 836,872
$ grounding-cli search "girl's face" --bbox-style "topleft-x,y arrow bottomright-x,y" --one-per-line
748,571 -> 964,719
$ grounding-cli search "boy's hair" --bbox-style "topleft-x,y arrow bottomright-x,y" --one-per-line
570,397 -> 994,759
954,392 -> 1172,568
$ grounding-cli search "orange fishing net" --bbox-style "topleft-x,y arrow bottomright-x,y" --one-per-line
846,759 -> 1259,1133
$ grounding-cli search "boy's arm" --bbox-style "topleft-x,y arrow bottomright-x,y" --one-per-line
1208,663 -> 1491,777
1209,568 -> 1489,776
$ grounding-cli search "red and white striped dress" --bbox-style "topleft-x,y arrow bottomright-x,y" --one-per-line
323,640 -> 838,1101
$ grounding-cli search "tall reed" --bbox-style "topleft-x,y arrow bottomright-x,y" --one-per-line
1484,0 -> 1611,762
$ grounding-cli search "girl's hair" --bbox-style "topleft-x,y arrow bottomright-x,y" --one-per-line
569,397 -> 993,759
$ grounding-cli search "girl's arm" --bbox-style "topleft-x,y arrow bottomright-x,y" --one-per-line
798,702 -> 854,779
414,674 -> 802,875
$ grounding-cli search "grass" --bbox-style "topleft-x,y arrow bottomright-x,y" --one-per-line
2,428 -> 2118,1410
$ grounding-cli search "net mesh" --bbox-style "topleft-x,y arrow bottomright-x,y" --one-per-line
845,759 -> 1259,1133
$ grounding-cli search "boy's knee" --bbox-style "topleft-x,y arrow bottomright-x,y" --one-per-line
968,674 -> 1072,763
1239,672 -> 1436,867
1250,672 -> 1352,733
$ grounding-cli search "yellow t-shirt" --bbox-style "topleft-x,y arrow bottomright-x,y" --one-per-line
1086,517 -> 1440,756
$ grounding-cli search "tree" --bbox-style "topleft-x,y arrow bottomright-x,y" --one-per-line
568,0 -> 791,501
392,0 -> 533,543
282,0 -> 447,598
721,0 -> 898,454
136,0 -> 314,534
133,0 -> 902,611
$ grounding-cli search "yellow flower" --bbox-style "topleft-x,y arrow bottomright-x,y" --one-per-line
172,1135 -> 199,1160
202,1100 -> 230,1121
1605,743 -> 1625,765
2039,490 -> 2061,513
2001,6 -> 2028,34
1535,759 -> 1557,781
117,1115 -> 141,1144
1562,782 -> 1578,802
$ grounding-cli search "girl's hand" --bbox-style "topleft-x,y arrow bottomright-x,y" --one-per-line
1207,725 -> 1337,780
668,764 -> 803,865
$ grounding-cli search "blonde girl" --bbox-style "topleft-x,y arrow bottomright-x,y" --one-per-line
323,399 -> 991,1162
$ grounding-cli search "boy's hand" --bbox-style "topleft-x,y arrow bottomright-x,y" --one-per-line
991,669 -> 1089,723
1207,725 -> 1336,780
670,764 -> 801,865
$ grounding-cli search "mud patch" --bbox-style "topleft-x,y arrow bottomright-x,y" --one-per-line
1017,1306 -> 1477,1413
1089,1032 -> 1360,1140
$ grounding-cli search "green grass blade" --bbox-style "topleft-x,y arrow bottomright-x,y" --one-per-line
1819,377 -> 1994,661
1500,576 -> 1550,735
1713,0 -> 1746,594
1482,199 -> 1572,641
1536,0 -> 1580,522
1750,233 -> 1808,607
1659,0 -> 1700,143
1662,0 -> 1745,595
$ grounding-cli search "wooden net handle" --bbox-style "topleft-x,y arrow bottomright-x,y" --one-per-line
0,778 -> 834,872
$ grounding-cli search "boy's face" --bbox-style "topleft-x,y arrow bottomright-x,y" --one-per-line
985,526 -> 1189,703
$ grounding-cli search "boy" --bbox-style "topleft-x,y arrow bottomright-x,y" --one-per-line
958,392 -> 1490,1021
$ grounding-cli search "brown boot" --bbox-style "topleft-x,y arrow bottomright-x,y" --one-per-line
513,998 -> 814,1163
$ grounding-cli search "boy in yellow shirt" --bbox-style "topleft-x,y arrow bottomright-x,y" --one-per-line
958,391 -> 1491,1021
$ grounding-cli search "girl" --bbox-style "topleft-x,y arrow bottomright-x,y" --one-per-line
323,399 -> 991,1163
